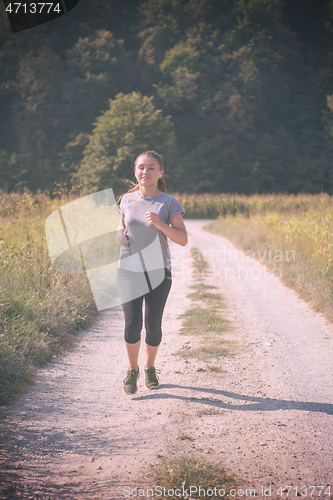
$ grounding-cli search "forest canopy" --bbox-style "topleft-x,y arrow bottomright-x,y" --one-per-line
1,0 -> 333,196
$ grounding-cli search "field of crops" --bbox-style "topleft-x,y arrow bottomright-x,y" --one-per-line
176,192 -> 333,219
192,193 -> 333,324
1,190 -> 333,403
177,193 -> 333,270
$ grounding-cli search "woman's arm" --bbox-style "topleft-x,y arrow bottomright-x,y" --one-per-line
116,214 -> 129,246
145,211 -> 188,246
118,214 -> 126,230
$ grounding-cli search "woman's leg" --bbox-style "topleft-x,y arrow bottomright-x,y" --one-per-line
117,268 -> 144,370
145,344 -> 159,369
121,296 -> 143,368
144,268 -> 172,366
125,340 -> 141,371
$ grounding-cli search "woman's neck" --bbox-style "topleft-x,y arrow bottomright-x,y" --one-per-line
138,184 -> 162,198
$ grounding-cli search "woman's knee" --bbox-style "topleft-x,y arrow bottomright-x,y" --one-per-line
145,329 -> 162,347
122,300 -> 143,344
124,318 -> 142,343
124,329 -> 141,344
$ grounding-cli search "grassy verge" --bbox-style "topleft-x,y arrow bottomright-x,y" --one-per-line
203,200 -> 333,322
176,248 -> 238,363
143,455 -> 243,500
0,190 -> 98,404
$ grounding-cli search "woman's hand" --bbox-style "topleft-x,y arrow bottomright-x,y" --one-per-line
145,211 -> 164,230
116,228 -> 129,246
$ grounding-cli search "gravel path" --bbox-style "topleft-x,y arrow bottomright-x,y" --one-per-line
1,219 -> 332,499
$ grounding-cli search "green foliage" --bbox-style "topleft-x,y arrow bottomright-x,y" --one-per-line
1,0 -> 333,193
66,29 -> 127,76
0,151 -> 54,193
253,128 -> 333,193
76,92 -> 175,195
160,42 -> 199,73
63,29 -> 130,134
324,94 -> 333,140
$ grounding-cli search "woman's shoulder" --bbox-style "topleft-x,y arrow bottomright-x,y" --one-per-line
160,193 -> 184,214
160,192 -> 181,203
120,191 -> 139,203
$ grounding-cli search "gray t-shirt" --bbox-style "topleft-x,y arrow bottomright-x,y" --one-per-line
118,191 -> 185,271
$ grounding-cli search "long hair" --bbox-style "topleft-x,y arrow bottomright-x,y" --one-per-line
116,151 -> 167,204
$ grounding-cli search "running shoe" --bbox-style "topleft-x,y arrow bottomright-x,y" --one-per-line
123,368 -> 140,395
144,367 -> 160,389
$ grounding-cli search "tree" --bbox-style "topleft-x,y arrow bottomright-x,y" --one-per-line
2,0 -> 333,194
252,126 -> 333,193
11,47 -> 65,160
62,29 -> 131,140
0,150 -> 54,193
76,92 -> 175,195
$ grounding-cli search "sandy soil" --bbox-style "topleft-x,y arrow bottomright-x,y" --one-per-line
1,219 -> 333,500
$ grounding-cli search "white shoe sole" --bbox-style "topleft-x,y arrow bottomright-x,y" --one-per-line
145,382 -> 159,390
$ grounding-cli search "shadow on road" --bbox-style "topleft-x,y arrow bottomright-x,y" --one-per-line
134,384 -> 333,415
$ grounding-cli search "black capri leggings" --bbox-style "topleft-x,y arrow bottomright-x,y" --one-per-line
117,267 -> 172,347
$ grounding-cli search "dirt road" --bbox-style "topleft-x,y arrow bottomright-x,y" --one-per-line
1,220 -> 333,499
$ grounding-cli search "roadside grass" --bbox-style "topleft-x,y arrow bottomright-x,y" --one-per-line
186,288 -> 226,309
189,283 -> 218,291
190,397 -> 222,403
176,248 -> 239,363
177,337 -> 237,362
177,434 -> 194,441
196,408 -> 223,416
144,456 -> 243,500
203,194 -> 333,322
0,190 -> 98,404
207,365 -> 222,372
178,307 -> 230,336
195,366 -> 222,372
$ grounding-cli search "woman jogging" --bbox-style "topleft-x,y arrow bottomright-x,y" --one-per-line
116,150 -> 187,395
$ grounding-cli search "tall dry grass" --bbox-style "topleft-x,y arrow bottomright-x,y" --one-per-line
199,194 -> 333,322
0,189 -> 97,404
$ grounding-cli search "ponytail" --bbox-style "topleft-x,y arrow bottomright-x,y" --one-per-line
157,176 -> 167,193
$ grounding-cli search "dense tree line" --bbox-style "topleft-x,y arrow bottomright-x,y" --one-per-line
1,0 -> 333,196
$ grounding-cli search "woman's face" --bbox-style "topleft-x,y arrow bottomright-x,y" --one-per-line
135,155 -> 163,187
